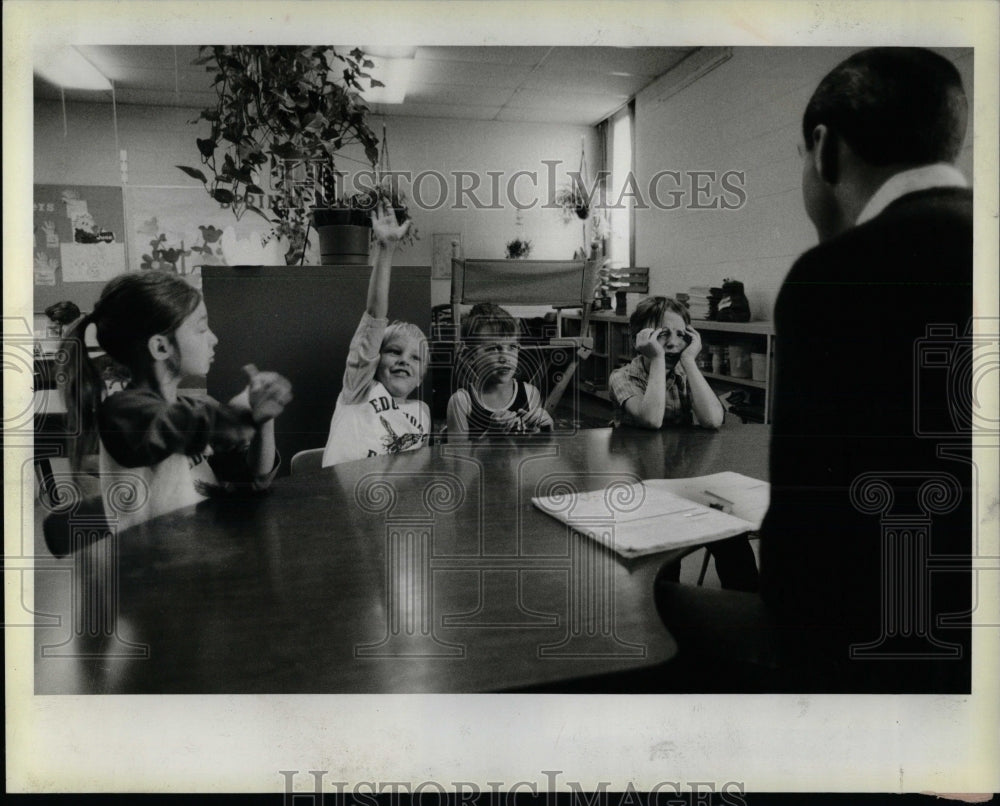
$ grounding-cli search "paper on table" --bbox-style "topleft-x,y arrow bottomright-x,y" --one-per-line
531,471 -> 769,559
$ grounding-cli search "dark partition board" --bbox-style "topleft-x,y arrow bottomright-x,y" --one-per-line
33,184 -> 128,311
201,264 -> 431,474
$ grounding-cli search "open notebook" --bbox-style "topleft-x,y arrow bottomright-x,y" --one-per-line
531,471 -> 770,559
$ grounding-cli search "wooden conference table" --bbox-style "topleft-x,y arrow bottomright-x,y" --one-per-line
34,423 -> 769,694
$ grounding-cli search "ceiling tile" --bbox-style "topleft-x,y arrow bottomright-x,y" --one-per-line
522,67 -> 646,96
112,88 -> 218,108
377,102 -> 501,121
406,83 -> 514,107
541,46 -> 694,76
36,45 -> 699,126
505,87 -> 623,115
495,107 -> 596,126
410,59 -> 533,89
78,45 -> 203,75
415,46 -> 551,66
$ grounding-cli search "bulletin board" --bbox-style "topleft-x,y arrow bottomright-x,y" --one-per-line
33,184 -> 129,312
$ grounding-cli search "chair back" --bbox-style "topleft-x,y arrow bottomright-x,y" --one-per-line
450,253 -> 599,416
451,256 -> 600,342
43,495 -> 109,558
290,448 -> 325,476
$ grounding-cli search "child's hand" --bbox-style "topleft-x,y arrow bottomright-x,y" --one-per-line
679,326 -> 702,366
514,406 -> 554,433
635,328 -> 665,360
371,203 -> 412,250
243,364 -> 293,424
486,409 -> 521,435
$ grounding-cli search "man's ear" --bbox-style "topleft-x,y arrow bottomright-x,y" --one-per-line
147,333 -> 173,362
810,124 -> 840,185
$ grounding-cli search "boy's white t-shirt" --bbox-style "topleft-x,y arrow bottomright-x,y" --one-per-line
322,312 -> 430,467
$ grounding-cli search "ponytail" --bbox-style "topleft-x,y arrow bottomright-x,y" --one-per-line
60,313 -> 103,470
59,271 -> 202,469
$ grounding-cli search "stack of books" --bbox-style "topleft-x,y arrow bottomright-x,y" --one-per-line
686,286 -> 713,320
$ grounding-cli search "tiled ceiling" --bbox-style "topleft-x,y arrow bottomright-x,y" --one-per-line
33,45 -> 697,126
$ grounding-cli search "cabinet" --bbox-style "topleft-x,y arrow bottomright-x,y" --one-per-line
558,311 -> 776,423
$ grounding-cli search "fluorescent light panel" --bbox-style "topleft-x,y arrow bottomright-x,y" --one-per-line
354,54 -> 413,105
35,46 -> 112,91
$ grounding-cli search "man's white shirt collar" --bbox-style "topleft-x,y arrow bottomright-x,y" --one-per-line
856,162 -> 968,226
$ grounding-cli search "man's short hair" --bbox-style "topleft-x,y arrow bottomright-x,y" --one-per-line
802,47 -> 968,166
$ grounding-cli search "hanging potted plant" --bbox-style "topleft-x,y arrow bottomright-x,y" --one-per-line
555,137 -> 609,259
313,125 -> 418,262
177,45 -> 384,266
554,184 -> 592,222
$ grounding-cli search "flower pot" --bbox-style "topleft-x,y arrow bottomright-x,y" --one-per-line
315,223 -> 372,265
312,207 -> 373,228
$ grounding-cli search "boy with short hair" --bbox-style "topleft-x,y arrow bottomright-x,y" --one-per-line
321,206 -> 430,466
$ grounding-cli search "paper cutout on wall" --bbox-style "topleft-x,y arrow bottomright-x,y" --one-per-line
34,251 -> 58,286
60,242 -> 128,283
63,197 -> 88,222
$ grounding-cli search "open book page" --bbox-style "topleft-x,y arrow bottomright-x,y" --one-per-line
643,471 -> 770,526
531,472 -> 769,559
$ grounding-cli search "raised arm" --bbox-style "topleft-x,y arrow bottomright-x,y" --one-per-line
366,206 -> 412,319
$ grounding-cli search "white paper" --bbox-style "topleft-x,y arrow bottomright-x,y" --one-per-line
532,472 -> 768,557
59,241 -> 127,282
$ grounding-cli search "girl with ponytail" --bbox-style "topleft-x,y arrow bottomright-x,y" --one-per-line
61,270 -> 293,530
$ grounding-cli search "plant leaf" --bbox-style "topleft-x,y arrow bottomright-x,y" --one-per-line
176,165 -> 208,184
211,188 -> 235,205
270,141 -> 305,160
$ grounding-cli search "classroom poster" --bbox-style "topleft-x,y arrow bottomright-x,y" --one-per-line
32,184 -> 128,309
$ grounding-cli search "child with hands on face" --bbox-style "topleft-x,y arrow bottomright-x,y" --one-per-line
610,296 -> 724,430
321,205 -> 431,466
446,303 -> 555,441
611,297 -> 758,591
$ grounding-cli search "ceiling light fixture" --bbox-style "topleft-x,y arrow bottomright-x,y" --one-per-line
35,45 -> 112,91
361,46 -> 418,60
360,55 -> 412,104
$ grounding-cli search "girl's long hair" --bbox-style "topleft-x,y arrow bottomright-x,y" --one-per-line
61,271 -> 201,469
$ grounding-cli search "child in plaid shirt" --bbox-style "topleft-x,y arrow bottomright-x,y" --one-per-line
609,296 -> 724,429
611,296 -> 757,592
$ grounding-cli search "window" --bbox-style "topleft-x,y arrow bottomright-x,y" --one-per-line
604,102 -> 634,266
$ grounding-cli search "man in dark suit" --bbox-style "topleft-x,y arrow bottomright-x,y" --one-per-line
656,48 -> 973,692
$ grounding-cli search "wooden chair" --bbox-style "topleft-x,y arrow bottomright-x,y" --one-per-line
42,495 -> 110,558
289,448 -> 325,476
450,249 -> 599,415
